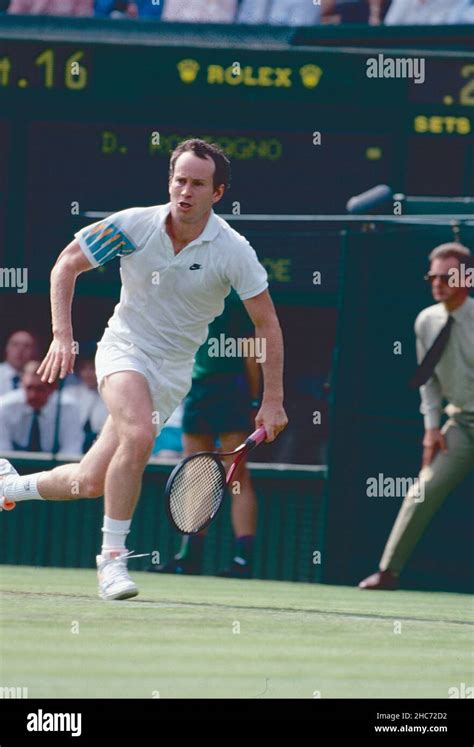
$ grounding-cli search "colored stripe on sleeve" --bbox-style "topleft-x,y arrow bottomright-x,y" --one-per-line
80,221 -> 136,266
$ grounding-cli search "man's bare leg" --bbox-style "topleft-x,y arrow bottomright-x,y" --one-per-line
36,415 -> 119,500
0,415 -> 119,507
99,371 -> 156,520
0,370 -> 156,599
93,370 -> 156,599
7,371 -> 155,511
217,431 -> 257,577
220,431 -> 257,538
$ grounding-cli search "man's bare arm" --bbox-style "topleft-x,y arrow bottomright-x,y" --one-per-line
243,349 -> 261,403
243,290 -> 288,442
37,239 -> 93,384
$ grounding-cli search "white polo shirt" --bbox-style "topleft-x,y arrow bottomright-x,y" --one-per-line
75,203 -> 268,361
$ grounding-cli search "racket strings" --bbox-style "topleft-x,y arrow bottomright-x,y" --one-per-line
168,455 -> 225,533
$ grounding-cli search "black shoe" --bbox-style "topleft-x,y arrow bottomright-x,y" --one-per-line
146,558 -> 202,575
216,561 -> 252,579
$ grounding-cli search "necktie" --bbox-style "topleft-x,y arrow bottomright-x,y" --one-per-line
83,418 -> 96,453
27,410 -> 42,452
11,375 -> 20,389
409,315 -> 454,389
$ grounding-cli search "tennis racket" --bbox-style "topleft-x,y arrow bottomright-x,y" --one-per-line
165,426 -> 267,534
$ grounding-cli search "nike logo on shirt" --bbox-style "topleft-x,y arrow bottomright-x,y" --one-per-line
189,264 -> 202,270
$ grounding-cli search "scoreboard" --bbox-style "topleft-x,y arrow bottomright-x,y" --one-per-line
0,19 -> 473,292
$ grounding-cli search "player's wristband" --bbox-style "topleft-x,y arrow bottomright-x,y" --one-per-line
250,399 -> 261,409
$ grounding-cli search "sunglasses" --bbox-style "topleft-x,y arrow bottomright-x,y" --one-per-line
424,273 -> 451,284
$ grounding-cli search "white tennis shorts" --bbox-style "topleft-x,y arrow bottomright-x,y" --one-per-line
95,329 -> 193,429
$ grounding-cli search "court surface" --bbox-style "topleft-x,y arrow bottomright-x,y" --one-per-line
1,566 -> 472,699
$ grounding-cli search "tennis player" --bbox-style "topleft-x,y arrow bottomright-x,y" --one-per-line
0,139 -> 288,600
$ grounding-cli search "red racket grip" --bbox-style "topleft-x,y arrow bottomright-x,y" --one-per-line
226,426 -> 267,484
244,426 -> 267,449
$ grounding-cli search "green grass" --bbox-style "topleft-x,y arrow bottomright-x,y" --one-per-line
1,565 -> 472,699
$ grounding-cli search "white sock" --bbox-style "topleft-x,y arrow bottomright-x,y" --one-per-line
101,516 -> 131,555
3,473 -> 45,502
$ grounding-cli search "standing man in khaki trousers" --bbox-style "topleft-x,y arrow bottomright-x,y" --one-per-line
360,242 -> 474,590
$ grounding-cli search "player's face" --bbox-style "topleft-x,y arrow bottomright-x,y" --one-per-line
23,373 -> 54,410
169,152 -> 224,224
6,332 -> 36,370
428,257 -> 465,304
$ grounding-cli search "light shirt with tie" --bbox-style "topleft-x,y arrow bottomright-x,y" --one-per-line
0,388 -> 83,455
0,361 -> 21,397
414,296 -> 474,430
238,0 -> 321,25
384,0 -> 474,25
162,0 -> 237,22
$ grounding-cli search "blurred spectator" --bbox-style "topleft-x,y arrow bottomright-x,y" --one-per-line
94,0 -> 138,17
8,0 -> 93,15
151,403 -> 183,458
162,0 -> 237,23
135,0 -> 163,17
0,330 -> 38,397
238,0 -> 321,25
460,0 -> 474,23
323,0 -> 387,24
367,0 -> 388,25
385,0 -> 474,24
74,351 -> 108,453
0,1 -> 10,12
0,361 -> 83,455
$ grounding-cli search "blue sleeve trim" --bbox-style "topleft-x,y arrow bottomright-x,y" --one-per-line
79,221 -> 136,266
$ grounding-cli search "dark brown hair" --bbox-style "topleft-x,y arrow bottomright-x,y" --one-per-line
169,139 -> 231,192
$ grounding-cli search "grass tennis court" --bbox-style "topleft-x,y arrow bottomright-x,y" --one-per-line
1,565 -> 472,699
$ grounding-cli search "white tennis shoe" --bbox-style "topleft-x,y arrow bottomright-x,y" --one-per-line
96,550 -> 141,601
0,459 -> 18,511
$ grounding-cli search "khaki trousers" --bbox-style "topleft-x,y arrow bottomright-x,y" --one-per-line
380,413 -> 474,574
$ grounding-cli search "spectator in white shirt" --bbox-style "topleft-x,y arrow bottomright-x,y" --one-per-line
0,361 -> 83,455
0,330 -> 38,397
162,0 -> 237,23
384,0 -> 474,25
238,0 -> 322,25
74,354 -> 108,453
